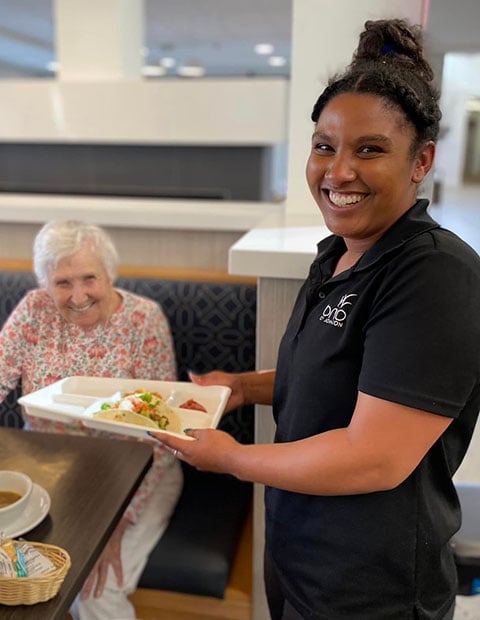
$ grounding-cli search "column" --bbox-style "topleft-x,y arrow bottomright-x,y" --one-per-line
285,0 -> 427,213
53,0 -> 143,80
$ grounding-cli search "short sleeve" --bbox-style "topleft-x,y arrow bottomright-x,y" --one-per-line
359,248 -> 480,417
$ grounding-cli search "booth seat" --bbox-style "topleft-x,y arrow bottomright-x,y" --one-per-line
0,268 -> 256,619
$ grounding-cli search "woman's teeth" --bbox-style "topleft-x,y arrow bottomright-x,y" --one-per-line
329,191 -> 364,207
71,303 -> 93,313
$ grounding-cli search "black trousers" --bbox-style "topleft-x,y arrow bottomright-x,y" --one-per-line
264,550 -> 456,620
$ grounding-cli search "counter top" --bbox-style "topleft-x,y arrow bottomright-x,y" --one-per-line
0,193 -> 280,232
229,211 -> 331,280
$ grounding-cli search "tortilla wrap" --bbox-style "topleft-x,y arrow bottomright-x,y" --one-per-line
94,408 -> 182,433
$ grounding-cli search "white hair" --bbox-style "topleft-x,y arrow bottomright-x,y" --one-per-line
33,220 -> 119,289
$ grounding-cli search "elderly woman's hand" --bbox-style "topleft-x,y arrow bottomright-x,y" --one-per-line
81,516 -> 129,600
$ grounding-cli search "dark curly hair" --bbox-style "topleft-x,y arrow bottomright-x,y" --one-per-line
311,19 -> 441,156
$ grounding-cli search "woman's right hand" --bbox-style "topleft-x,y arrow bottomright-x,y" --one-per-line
189,370 -> 246,412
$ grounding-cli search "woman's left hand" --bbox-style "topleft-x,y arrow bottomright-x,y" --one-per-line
81,516 -> 129,599
150,428 -> 240,474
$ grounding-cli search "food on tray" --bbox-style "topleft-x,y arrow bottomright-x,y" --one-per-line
93,390 -> 181,433
94,409 -> 160,429
179,398 -> 208,412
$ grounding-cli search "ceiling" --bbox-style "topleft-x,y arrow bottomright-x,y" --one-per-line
0,0 -> 478,80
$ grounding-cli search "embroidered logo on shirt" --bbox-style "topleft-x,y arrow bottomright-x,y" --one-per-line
319,293 -> 358,328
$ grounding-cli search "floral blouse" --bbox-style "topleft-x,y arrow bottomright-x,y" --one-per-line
0,288 -> 178,524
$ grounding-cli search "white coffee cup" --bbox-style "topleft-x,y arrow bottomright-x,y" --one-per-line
0,471 -> 33,529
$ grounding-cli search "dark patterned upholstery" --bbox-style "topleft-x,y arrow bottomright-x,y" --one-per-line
0,269 -> 256,598
0,270 -> 36,428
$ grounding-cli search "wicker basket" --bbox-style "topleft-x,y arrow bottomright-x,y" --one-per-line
0,542 -> 71,605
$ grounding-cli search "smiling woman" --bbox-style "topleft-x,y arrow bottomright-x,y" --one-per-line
306,92 -> 435,272
0,219 -> 183,620
147,18 -> 480,620
43,239 -> 121,330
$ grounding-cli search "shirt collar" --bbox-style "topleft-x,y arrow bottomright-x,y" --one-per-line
315,199 -> 440,272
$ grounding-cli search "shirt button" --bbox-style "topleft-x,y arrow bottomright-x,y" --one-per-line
318,291 -> 326,299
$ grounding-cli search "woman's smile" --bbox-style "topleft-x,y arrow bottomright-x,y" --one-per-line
324,190 -> 368,208
68,300 -> 96,314
306,92 -> 433,251
48,244 -> 120,329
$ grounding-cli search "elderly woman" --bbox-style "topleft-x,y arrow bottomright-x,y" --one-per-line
0,220 -> 182,620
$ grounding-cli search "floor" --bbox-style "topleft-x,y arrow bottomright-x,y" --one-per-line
454,595 -> 480,619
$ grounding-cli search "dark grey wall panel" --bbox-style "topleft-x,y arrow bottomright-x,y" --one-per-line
0,143 -> 271,201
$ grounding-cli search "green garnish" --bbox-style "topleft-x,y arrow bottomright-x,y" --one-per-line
100,403 -> 112,410
139,392 -> 153,403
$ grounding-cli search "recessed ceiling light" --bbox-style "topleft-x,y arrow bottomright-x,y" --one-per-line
160,57 -> 176,69
142,65 -> 167,77
177,64 -> 205,77
254,43 -> 274,55
268,56 -> 287,67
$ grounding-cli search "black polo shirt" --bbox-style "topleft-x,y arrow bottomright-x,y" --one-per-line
267,200 -> 480,619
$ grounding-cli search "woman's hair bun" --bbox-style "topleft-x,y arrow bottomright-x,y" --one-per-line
310,17 -> 441,143
352,18 -> 433,81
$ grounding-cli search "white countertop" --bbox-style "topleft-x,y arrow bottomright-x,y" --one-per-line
229,211 -> 331,280
0,193 -> 280,232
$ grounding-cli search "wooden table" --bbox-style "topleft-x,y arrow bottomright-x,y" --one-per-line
0,428 -> 153,619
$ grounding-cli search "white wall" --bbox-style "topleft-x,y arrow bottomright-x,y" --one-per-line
436,53 -> 480,187
0,78 -> 288,145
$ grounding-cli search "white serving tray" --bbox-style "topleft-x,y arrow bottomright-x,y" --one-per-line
18,376 -> 231,439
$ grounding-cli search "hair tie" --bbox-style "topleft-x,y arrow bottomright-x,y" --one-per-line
381,44 -> 396,55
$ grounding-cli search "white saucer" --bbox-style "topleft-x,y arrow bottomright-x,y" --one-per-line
0,483 -> 51,538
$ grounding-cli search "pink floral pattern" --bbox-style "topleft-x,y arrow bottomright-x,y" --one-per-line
0,288 -> 178,524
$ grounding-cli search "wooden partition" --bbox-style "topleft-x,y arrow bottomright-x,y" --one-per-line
0,258 -> 257,286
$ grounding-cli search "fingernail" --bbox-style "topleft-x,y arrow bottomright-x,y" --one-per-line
183,428 -> 192,434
